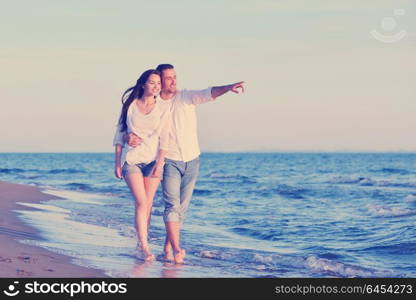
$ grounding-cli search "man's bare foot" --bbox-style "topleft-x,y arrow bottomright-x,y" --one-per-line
174,249 -> 186,264
164,251 -> 174,262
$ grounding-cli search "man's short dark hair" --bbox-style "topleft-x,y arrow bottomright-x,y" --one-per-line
156,64 -> 174,74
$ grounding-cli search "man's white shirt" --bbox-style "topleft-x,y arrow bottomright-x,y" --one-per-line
159,87 -> 214,162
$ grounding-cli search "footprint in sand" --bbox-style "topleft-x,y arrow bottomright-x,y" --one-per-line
16,269 -> 33,276
17,256 -> 38,263
42,268 -> 55,272
0,256 -> 12,263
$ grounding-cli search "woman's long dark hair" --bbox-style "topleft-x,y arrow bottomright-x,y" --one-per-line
118,69 -> 160,132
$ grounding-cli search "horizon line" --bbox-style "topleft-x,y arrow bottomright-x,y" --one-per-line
1,150 -> 415,154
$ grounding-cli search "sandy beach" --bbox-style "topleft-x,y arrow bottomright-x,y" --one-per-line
0,181 -> 106,277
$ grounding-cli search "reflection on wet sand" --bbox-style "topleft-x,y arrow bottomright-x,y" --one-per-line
131,261 -> 153,277
130,260 -> 183,278
161,262 -> 182,278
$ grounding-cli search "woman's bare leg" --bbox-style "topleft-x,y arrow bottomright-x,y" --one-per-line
143,176 -> 160,233
124,172 -> 154,261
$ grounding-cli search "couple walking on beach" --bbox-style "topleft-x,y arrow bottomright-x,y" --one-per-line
113,64 -> 244,264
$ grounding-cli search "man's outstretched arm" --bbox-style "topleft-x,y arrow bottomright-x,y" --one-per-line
185,81 -> 245,105
211,81 -> 244,99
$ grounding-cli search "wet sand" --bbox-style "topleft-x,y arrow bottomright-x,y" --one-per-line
0,181 -> 106,277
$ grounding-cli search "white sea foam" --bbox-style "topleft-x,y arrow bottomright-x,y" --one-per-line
44,189 -> 105,205
112,224 -> 136,238
328,176 -> 360,184
367,204 -> 415,217
305,256 -> 393,277
358,178 -> 376,185
405,195 -> 416,203
208,173 -> 233,178
198,250 -> 234,261
328,176 -> 377,185
328,176 -> 414,188
16,202 -> 71,214
199,250 -> 218,259
253,253 -> 273,264
248,253 -> 394,277
252,253 -> 306,270
16,209 -> 135,248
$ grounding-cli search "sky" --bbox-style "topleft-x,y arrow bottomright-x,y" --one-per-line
0,0 -> 415,152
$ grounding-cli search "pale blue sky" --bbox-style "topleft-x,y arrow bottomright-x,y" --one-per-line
1,0 -> 415,152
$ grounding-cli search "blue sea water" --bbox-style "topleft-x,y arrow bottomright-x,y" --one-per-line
1,152 -> 416,277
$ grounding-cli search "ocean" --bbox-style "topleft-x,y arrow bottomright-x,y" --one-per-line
1,152 -> 415,277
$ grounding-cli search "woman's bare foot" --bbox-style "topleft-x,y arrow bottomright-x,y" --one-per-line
174,249 -> 186,264
140,246 -> 155,262
144,253 -> 155,262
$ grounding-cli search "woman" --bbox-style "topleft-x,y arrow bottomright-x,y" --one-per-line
113,69 -> 171,261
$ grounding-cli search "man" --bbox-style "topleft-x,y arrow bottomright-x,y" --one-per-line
127,64 -> 244,263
